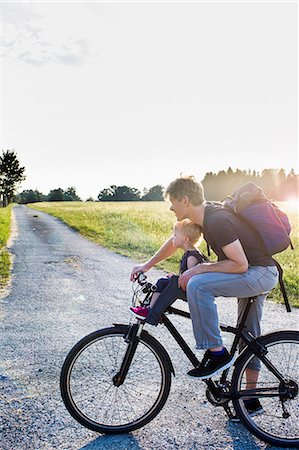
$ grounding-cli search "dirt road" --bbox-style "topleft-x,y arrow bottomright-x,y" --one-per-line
1,205 -> 298,450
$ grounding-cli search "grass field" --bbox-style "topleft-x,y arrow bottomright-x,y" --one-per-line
29,201 -> 298,307
0,205 -> 12,287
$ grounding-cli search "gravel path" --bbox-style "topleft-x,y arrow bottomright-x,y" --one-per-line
0,205 -> 298,450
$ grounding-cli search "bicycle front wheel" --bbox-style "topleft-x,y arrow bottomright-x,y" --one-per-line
60,325 -> 172,434
232,330 -> 299,447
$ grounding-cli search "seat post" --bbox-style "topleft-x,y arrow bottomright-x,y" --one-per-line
219,297 -> 257,384
238,296 -> 256,331
237,292 -> 270,335
227,297 -> 256,358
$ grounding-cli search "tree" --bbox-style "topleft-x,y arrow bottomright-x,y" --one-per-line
48,188 -> 64,202
201,171 -> 219,200
0,150 -> 25,206
98,185 -> 117,201
98,185 -> 141,201
284,170 -> 299,200
112,186 -> 140,201
63,186 -> 81,201
141,185 -> 164,201
16,189 -> 45,204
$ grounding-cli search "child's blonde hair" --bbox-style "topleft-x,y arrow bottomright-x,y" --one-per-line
174,219 -> 202,245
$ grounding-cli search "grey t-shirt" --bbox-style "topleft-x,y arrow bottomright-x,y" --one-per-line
203,203 -> 275,266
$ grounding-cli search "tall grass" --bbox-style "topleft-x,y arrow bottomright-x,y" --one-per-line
0,205 -> 12,286
29,201 -> 298,306
29,202 -> 178,264
271,202 -> 298,307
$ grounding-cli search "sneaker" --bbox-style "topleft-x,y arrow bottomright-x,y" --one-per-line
231,399 -> 264,422
130,306 -> 149,320
187,348 -> 234,380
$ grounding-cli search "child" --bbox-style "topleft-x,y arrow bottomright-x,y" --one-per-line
130,219 -> 207,321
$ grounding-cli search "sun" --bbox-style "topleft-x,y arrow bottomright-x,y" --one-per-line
286,197 -> 299,211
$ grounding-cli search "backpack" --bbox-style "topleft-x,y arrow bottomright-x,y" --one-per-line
222,182 -> 293,311
223,182 -> 292,255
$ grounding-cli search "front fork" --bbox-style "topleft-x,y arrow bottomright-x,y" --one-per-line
112,322 -> 144,387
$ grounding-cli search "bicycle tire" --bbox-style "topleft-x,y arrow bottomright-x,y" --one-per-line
60,325 -> 172,434
231,330 -> 299,447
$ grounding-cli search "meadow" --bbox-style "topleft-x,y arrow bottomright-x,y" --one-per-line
29,201 -> 298,307
0,205 -> 12,287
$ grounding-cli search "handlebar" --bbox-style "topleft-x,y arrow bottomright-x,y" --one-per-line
134,272 -> 157,293
134,271 -> 147,284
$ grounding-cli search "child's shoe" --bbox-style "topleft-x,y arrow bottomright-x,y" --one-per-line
130,306 -> 149,320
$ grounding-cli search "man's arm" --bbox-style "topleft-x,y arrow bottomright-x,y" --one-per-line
178,239 -> 248,289
130,236 -> 176,280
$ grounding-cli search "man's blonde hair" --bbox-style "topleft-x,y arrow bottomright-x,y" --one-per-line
165,176 -> 205,206
174,219 -> 202,245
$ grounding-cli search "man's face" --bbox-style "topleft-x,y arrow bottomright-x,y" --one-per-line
169,196 -> 189,221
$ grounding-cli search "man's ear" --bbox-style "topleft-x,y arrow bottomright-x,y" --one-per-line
182,195 -> 190,206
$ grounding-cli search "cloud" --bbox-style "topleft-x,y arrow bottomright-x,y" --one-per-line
2,3 -> 90,66
2,3 -> 42,24
16,38 -> 89,67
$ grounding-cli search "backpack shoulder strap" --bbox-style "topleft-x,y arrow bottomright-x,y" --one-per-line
272,258 -> 291,312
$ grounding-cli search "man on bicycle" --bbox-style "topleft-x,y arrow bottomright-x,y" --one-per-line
131,175 -> 278,414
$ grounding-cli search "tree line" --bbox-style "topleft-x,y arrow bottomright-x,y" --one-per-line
96,168 -> 298,202
16,187 -> 82,204
97,185 -> 164,202
201,167 -> 298,201
16,184 -> 165,203
1,149 -> 298,204
18,168 -> 298,204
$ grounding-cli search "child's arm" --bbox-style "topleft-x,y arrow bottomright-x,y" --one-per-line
130,236 -> 176,280
186,256 -> 201,270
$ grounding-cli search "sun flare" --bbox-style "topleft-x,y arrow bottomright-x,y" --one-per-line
286,197 -> 299,212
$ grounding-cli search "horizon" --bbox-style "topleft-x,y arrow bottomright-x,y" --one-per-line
15,165 -> 298,202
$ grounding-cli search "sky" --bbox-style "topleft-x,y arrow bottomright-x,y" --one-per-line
1,1 -> 298,200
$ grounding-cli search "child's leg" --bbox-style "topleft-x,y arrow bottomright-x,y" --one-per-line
149,292 -> 161,308
147,276 -> 186,325
149,276 -> 170,308
130,278 -> 165,319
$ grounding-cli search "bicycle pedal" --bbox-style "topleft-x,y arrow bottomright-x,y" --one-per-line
223,404 -> 236,420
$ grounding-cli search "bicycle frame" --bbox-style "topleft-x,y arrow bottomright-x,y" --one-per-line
162,298 -> 291,402
115,294 -> 292,419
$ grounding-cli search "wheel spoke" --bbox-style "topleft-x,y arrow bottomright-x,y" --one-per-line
232,333 -> 299,446
61,328 -> 171,432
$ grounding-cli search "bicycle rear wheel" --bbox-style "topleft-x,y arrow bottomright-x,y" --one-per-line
232,330 -> 299,447
60,325 -> 172,434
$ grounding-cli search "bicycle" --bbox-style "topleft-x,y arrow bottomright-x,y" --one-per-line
60,272 -> 299,448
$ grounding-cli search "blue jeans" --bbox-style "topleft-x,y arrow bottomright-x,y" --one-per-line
186,266 -> 278,370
